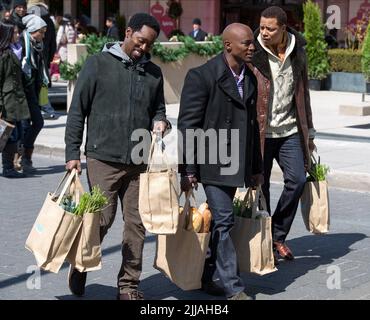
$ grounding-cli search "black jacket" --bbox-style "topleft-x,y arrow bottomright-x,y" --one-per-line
65,44 -> 167,164
106,25 -> 120,41
188,28 -> 207,41
9,11 -> 25,31
178,53 -> 262,187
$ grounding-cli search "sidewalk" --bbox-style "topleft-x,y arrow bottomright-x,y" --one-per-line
37,90 -> 370,192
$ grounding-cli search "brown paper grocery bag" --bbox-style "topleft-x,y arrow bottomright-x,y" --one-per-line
66,212 -> 102,272
139,136 -> 180,234
301,180 -> 330,234
231,187 -> 277,275
154,191 -> 210,290
25,170 -> 83,273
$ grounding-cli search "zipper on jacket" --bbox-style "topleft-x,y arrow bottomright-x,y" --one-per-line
125,67 -> 134,163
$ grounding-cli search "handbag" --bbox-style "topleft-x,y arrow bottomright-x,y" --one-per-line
39,85 -> 49,106
66,174 -> 102,273
154,191 -> 211,290
231,186 -> 277,275
139,135 -> 180,234
25,169 -> 83,273
0,113 -> 15,152
300,154 -> 330,234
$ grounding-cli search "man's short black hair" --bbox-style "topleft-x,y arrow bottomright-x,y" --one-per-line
193,18 -> 201,25
128,13 -> 160,37
106,16 -> 116,24
261,6 -> 287,26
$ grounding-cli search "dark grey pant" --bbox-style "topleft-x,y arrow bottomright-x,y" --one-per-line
86,157 -> 146,294
22,85 -> 44,150
262,133 -> 307,243
202,184 -> 245,298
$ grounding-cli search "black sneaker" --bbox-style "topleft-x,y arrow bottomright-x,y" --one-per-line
227,291 -> 253,300
2,168 -> 26,178
68,266 -> 87,296
201,281 -> 225,296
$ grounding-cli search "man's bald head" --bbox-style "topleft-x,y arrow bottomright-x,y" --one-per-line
222,23 -> 253,43
222,23 -> 255,64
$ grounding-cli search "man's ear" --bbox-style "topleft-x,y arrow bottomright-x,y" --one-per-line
125,27 -> 132,38
224,40 -> 232,52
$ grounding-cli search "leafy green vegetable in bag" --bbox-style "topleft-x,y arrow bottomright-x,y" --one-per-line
233,198 -> 252,218
73,186 -> 108,216
60,186 -> 108,216
307,155 -> 330,182
61,195 -> 77,213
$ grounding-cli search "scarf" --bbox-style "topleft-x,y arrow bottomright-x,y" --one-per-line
10,41 -> 22,61
267,30 -> 288,62
22,31 -> 49,86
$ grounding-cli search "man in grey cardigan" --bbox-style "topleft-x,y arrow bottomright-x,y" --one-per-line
252,6 -> 316,263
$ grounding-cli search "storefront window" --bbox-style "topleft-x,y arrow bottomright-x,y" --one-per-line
105,0 -> 119,18
48,0 -> 63,16
77,0 -> 91,26
221,0 -> 304,31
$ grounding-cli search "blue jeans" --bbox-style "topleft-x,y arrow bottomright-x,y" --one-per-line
22,86 -> 44,149
202,184 -> 245,297
7,121 -> 23,145
261,133 -> 306,243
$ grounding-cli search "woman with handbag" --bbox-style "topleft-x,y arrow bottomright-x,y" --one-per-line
0,21 -> 30,178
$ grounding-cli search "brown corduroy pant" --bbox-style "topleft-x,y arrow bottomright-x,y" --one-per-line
86,157 -> 146,294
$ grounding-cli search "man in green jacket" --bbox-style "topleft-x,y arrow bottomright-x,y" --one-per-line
65,13 -> 169,300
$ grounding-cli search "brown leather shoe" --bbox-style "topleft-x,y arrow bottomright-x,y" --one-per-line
274,241 -> 294,260
117,290 -> 144,300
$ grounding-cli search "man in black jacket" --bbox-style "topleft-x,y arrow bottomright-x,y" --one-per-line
178,23 -> 263,300
105,16 -> 120,40
65,13 -> 169,301
9,0 -> 27,31
188,18 -> 207,41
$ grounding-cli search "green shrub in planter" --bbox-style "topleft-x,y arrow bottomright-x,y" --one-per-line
303,0 -> 330,80
362,23 -> 370,82
328,49 -> 362,73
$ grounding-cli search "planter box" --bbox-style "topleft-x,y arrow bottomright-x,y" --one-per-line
308,79 -> 322,91
324,72 -> 366,93
66,42 -> 212,107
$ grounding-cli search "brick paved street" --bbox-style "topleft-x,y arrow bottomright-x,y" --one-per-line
0,154 -> 369,300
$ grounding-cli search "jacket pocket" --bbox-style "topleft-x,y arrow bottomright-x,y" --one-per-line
2,80 -> 13,93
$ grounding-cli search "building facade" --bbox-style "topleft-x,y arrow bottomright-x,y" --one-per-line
23,0 -> 370,41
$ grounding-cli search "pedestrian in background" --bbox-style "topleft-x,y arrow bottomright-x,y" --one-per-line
56,13 -> 76,62
9,0 -> 27,31
0,21 -> 30,178
188,18 -> 207,41
105,16 -> 120,40
20,14 -> 49,173
27,0 -> 57,83
252,6 -> 316,263
27,0 -> 57,120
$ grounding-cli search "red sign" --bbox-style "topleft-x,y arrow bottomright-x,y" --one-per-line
150,1 -> 175,38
